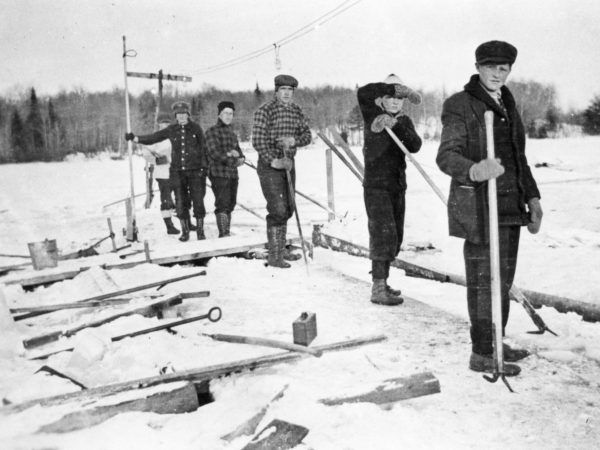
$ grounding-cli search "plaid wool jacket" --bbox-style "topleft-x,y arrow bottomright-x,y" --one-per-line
251,99 -> 311,164
205,120 -> 243,179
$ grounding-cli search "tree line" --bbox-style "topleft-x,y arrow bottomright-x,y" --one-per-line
0,79 -> 595,164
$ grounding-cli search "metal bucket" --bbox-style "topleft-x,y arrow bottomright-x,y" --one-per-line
27,239 -> 58,270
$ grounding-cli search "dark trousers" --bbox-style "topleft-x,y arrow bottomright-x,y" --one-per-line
156,178 -> 175,211
171,169 -> 207,220
257,159 -> 294,227
464,226 -> 521,355
209,175 -> 238,215
364,188 -> 406,264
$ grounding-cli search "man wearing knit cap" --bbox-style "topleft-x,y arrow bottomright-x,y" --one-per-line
357,74 -> 423,306
206,101 -> 245,237
252,74 -> 312,268
126,100 -> 209,241
437,40 -> 542,376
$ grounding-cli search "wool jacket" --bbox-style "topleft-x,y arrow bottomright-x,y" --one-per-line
437,74 -> 541,244
205,119 -> 244,179
357,83 -> 422,192
137,120 -> 208,172
252,98 -> 312,164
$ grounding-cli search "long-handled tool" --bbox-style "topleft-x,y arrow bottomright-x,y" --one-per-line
122,36 -> 138,242
384,126 -> 556,336
282,142 -> 309,274
482,111 -> 513,392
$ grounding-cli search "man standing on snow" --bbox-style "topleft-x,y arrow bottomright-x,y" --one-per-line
126,101 -> 209,242
252,74 -> 312,268
206,101 -> 245,237
357,74 -> 423,305
437,41 -> 543,376
139,112 -> 179,236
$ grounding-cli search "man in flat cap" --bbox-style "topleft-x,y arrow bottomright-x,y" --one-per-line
437,40 -> 542,376
206,101 -> 245,237
126,100 -> 209,241
357,74 -> 423,306
252,74 -> 312,268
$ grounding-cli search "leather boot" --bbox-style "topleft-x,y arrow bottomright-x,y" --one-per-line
188,211 -> 197,231
163,218 -> 180,235
279,224 -> 301,261
267,226 -> 290,268
469,352 -> 521,376
216,213 -> 230,238
503,344 -> 531,362
226,212 -> 232,236
371,279 -> 403,305
178,218 -> 190,242
385,281 -> 402,298
196,217 -> 206,240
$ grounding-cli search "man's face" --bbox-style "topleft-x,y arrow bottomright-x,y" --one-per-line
477,63 -> 511,92
219,108 -> 234,125
276,86 -> 294,104
381,96 -> 404,114
176,113 -> 189,124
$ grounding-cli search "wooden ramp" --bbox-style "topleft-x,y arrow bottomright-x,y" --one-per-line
1,232 -> 302,289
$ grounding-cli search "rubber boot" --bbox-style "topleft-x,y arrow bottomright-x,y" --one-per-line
178,218 -> 190,242
267,226 -> 290,268
164,217 -> 180,235
371,279 -> 403,305
279,224 -> 301,261
196,217 -> 206,240
216,213 -> 230,238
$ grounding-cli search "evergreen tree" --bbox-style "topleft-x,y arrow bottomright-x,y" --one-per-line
26,88 -> 46,160
583,96 -> 600,135
254,82 -> 264,106
11,109 -> 27,162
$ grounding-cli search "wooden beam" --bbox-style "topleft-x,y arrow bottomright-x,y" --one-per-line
319,372 -> 440,405
38,381 -> 199,434
4,334 -> 386,413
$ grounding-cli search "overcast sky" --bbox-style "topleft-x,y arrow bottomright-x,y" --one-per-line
1,0 -> 598,110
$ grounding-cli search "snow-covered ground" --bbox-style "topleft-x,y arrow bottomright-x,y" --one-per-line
1,136 -> 599,449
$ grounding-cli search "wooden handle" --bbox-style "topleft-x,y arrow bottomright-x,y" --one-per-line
206,333 -> 322,357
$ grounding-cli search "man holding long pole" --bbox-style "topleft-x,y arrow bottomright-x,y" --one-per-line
252,74 -> 312,268
437,41 -> 543,377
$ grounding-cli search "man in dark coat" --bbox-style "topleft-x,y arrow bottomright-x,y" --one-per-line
126,101 -> 209,242
357,74 -> 422,305
437,41 -> 543,376
206,101 -> 245,237
252,74 -> 312,268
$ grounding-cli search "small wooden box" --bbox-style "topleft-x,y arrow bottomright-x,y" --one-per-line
293,312 -> 317,346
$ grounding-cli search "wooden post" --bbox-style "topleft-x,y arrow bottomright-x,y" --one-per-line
144,240 -> 151,262
325,144 -> 335,222
124,197 -> 135,242
122,36 -> 137,242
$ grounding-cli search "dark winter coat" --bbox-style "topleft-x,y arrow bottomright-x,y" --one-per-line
436,74 -> 541,244
137,120 -> 208,172
357,83 -> 422,192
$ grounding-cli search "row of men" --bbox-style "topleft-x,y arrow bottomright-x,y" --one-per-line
126,39 -> 543,376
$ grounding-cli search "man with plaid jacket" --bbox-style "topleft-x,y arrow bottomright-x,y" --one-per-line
206,101 -> 245,237
252,74 -> 312,268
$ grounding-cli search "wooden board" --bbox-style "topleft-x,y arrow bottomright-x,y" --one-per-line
319,372 -> 440,406
242,419 -> 309,450
38,381 -> 199,434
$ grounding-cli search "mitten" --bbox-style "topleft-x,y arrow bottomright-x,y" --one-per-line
125,132 -> 135,141
277,136 -> 296,148
155,155 -> 168,165
271,157 -> 293,171
469,158 -> 505,182
527,197 -> 543,234
371,114 -> 397,133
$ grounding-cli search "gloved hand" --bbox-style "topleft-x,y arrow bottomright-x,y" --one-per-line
125,132 -> 135,142
235,156 -> 246,167
371,114 -> 397,133
527,197 -> 543,234
226,149 -> 241,158
469,158 -> 505,182
277,136 -> 296,149
271,157 -> 293,171
155,155 -> 168,165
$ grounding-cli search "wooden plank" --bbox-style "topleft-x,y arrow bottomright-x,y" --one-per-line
242,419 -> 309,450
11,298 -> 130,314
22,293 -> 211,349
38,382 -> 198,434
4,334 -> 386,413
319,372 -> 440,406
205,333 -> 322,357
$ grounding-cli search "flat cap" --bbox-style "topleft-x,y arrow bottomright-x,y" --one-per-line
171,101 -> 191,115
476,40 -> 518,65
274,74 -> 298,90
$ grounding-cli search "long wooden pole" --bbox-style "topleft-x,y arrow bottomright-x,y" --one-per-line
122,36 -> 137,241
328,127 -> 365,177
318,132 -> 363,183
